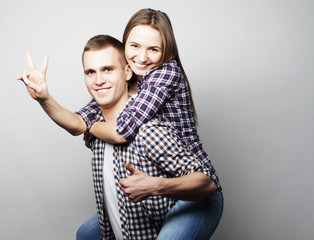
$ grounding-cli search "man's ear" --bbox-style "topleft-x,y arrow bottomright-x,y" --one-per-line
125,64 -> 133,81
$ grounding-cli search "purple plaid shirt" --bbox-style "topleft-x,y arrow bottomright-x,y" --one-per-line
76,60 -> 221,191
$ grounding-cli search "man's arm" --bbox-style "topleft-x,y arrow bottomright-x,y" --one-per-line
38,95 -> 86,136
119,121 -> 217,203
18,51 -> 86,136
119,162 -> 216,203
153,172 -> 216,200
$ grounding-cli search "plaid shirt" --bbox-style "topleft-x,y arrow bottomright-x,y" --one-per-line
77,60 -> 221,191
89,103 -> 212,239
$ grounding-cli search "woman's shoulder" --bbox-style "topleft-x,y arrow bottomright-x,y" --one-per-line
145,60 -> 181,77
141,60 -> 183,86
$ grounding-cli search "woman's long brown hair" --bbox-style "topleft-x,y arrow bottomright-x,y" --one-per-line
123,8 -> 197,120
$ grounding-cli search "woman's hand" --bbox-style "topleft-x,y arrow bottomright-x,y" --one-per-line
83,131 -> 95,149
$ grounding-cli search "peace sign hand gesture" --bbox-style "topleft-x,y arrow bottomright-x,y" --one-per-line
18,51 -> 49,102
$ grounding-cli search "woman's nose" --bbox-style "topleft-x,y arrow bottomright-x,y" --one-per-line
138,49 -> 148,62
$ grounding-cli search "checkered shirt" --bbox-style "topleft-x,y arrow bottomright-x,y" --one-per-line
76,60 -> 221,191
90,106 -> 212,239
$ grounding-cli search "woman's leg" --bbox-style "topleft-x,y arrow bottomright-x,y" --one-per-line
76,214 -> 102,240
157,191 -> 224,240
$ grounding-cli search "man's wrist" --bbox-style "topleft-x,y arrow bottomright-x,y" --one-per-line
37,93 -> 51,106
152,177 -> 167,197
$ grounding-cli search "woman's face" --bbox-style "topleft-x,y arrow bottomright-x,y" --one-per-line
125,25 -> 163,79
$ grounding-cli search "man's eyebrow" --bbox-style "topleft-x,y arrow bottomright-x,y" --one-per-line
101,65 -> 116,70
84,68 -> 95,74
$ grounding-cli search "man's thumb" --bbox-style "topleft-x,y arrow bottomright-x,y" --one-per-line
126,162 -> 138,175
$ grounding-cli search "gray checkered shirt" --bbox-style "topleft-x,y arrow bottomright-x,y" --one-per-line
90,101 -> 212,240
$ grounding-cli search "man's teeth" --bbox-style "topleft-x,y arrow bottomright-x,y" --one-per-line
97,88 -> 109,93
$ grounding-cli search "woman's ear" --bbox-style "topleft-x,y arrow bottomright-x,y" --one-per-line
125,64 -> 133,81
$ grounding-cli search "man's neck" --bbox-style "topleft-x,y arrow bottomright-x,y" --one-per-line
100,95 -> 129,121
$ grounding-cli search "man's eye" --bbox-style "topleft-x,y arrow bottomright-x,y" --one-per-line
104,68 -> 112,72
87,71 -> 94,75
131,44 -> 139,48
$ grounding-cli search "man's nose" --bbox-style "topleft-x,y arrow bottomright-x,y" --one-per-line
96,73 -> 106,85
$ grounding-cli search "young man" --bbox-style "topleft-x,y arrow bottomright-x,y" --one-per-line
18,35 -> 216,239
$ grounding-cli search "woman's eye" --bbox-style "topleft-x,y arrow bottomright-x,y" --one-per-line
150,48 -> 161,52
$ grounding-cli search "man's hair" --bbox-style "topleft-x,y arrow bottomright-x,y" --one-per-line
82,34 -> 126,63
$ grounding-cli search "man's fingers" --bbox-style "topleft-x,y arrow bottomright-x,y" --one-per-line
126,162 -> 137,175
26,51 -> 36,71
119,178 -> 127,188
22,71 -> 40,92
22,70 -> 30,85
40,54 -> 49,74
26,81 -> 41,92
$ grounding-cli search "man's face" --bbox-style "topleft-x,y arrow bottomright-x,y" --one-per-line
83,47 -> 132,110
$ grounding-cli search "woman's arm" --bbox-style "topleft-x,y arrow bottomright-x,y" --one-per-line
89,121 -> 127,144
116,62 -> 182,141
85,62 -> 182,144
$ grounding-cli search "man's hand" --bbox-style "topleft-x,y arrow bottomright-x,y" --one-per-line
119,162 -> 157,203
17,51 -> 49,101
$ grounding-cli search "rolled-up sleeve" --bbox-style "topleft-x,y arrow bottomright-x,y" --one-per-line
75,99 -> 100,130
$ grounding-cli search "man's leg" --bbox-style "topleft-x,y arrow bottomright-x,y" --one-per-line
76,214 -> 102,240
157,191 -> 224,240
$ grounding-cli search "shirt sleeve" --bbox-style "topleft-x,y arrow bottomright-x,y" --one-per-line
136,121 -> 211,178
116,62 -> 182,142
75,99 -> 100,130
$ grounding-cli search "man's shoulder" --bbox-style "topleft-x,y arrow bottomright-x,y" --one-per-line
136,119 -> 177,143
139,119 -> 172,131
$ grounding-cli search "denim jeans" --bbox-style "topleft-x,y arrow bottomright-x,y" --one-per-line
157,191 -> 224,240
76,191 -> 223,240
76,214 -> 102,240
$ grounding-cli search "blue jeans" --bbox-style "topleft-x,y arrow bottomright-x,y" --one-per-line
76,215 -> 102,240
157,191 -> 223,240
76,191 -> 223,240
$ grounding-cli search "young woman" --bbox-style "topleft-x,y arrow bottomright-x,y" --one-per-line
77,8 -> 223,240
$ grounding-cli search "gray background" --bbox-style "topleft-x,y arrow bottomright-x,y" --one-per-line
1,0 -> 313,239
